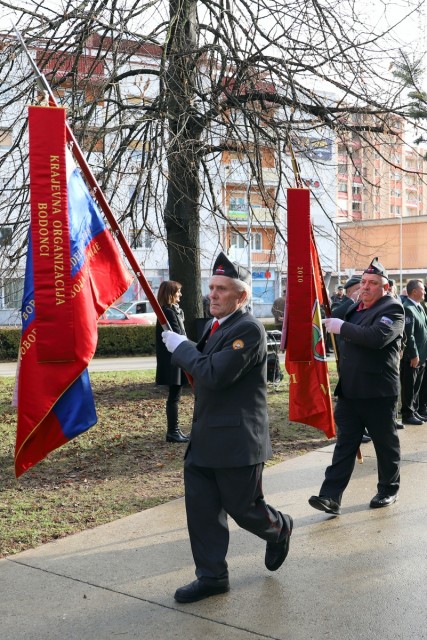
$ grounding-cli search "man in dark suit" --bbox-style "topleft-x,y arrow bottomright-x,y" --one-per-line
400,279 -> 427,425
162,252 -> 293,603
308,258 -> 404,515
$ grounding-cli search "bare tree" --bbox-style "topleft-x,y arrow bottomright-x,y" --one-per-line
0,0 -> 424,336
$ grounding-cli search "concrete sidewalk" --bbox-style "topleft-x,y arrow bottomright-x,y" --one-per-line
2,428 -> 427,640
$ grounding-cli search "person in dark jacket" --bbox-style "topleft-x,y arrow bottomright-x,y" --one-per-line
309,258 -> 404,515
155,280 -> 189,444
162,252 -> 293,604
400,279 -> 427,425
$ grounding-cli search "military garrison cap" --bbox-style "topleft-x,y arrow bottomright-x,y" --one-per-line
363,257 -> 388,280
212,252 -> 251,284
344,275 -> 361,290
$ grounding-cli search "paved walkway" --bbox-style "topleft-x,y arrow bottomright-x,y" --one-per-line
0,356 -> 157,377
2,425 -> 427,639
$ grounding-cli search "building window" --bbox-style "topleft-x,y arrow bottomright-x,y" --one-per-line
0,225 -> 13,246
338,163 -> 347,174
130,229 -> 154,249
228,195 -> 248,220
352,201 -> 361,211
3,278 -> 24,309
338,182 -> 348,193
0,128 -> 12,149
230,232 -> 247,249
251,232 -> 262,251
390,205 -> 401,215
352,184 -> 362,195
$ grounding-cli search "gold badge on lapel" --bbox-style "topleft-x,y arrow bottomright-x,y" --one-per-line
232,339 -> 244,350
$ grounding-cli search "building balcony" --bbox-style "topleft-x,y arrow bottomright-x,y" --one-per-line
252,251 -> 276,263
227,206 -> 276,224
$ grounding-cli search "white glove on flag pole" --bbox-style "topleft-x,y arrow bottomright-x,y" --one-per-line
323,318 -> 344,334
162,331 -> 188,353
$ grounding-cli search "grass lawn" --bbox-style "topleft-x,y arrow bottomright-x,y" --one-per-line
0,365 -> 338,558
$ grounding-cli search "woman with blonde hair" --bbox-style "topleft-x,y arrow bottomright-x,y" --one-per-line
155,281 -> 189,443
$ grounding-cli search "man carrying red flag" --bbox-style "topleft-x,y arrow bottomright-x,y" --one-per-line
309,258 -> 404,515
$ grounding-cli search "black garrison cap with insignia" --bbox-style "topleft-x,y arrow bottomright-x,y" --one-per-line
363,257 -> 388,280
212,252 -> 251,284
344,275 -> 361,290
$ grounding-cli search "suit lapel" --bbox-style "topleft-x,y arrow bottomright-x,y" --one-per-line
197,309 -> 246,352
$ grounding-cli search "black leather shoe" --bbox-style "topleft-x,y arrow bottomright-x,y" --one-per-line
361,434 -> 372,443
370,493 -> 398,509
174,579 -> 230,603
394,421 -> 405,429
166,429 -> 190,443
308,495 -> 341,515
265,514 -> 293,571
415,412 -> 427,422
403,416 -> 423,425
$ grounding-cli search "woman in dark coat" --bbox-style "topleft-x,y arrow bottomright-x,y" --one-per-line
155,280 -> 189,443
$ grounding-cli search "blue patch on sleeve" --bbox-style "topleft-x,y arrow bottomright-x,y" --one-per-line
380,316 -> 393,327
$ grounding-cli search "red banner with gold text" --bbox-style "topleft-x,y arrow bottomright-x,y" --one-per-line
29,106 -> 74,362
286,188 -> 312,361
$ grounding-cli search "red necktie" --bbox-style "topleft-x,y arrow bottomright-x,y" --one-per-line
209,320 -> 219,336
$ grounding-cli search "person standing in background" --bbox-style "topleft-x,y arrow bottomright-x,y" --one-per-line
400,279 -> 427,426
155,281 -> 190,443
271,288 -> 286,330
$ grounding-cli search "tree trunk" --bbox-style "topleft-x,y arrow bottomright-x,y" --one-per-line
165,0 -> 204,340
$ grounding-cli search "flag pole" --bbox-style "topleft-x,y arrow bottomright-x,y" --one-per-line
14,27 -> 171,331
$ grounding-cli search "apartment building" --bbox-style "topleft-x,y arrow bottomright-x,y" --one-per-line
335,115 -> 427,286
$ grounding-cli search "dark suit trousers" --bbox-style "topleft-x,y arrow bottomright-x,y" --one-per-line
418,363 -> 427,412
400,360 -> 425,419
184,448 -> 285,581
320,396 -> 400,504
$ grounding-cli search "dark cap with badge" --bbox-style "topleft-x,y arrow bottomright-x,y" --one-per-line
212,251 -> 251,285
363,257 -> 388,280
344,275 -> 361,290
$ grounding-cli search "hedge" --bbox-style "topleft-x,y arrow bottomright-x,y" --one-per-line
0,321 -> 277,362
0,325 -> 156,362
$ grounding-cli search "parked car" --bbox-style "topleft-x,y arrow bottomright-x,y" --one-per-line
116,299 -> 157,325
98,306 -> 151,325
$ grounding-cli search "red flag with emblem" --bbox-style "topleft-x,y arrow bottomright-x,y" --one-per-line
284,188 -> 335,439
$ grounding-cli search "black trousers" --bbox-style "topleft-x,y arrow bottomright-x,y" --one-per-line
400,360 -> 425,419
320,396 -> 400,504
184,448 -> 285,581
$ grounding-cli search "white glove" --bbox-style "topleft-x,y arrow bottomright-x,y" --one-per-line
162,330 -> 188,353
323,318 -> 344,334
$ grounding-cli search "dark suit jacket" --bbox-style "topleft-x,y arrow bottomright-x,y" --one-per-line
171,308 -> 272,468
335,295 -> 404,399
155,305 -> 187,386
402,298 -> 427,363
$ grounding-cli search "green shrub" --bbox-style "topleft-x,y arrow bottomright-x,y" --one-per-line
96,325 -> 156,356
0,325 -> 156,361
1,321 -> 276,361
0,328 -> 21,361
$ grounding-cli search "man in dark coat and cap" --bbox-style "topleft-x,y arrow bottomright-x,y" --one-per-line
162,252 -> 293,603
308,258 -> 404,515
